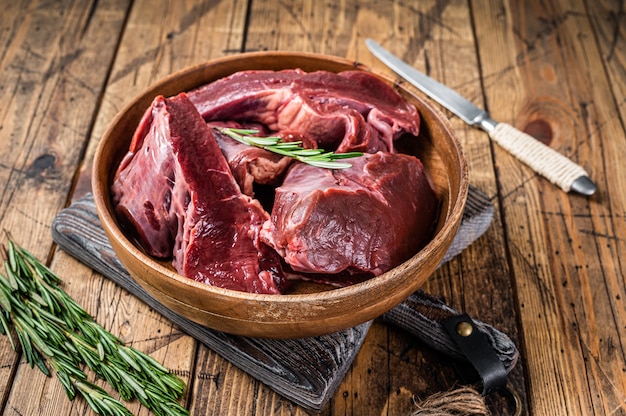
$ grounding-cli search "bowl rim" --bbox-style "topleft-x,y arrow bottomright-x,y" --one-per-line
92,50 -> 469,306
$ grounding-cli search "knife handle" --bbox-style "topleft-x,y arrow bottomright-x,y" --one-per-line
489,123 -> 594,194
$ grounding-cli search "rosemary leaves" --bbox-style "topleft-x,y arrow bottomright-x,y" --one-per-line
0,238 -> 189,416
215,126 -> 363,169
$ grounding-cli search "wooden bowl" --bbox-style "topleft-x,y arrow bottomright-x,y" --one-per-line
92,52 -> 468,339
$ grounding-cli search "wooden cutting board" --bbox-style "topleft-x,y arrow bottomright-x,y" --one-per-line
51,184 -> 508,411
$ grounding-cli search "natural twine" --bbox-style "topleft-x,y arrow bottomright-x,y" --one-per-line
489,123 -> 588,192
409,387 -> 490,416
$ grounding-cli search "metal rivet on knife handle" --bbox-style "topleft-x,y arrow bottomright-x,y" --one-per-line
489,123 -> 596,195
442,314 -> 509,394
456,321 -> 474,337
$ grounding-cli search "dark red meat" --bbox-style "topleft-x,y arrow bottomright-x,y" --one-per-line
112,69 -> 438,294
187,69 -> 419,153
261,152 -> 439,277
210,122 -> 292,197
111,97 -> 178,258
111,93 -> 286,294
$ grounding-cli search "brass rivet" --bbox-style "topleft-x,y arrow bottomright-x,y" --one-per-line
456,321 -> 473,337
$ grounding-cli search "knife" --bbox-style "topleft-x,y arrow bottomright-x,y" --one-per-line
366,38 -> 596,196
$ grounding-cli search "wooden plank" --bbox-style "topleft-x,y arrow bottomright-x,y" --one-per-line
0,0 -> 131,413
1,0 -> 248,415
471,0 -> 626,414
587,1 -> 626,136
583,7 -> 626,412
0,0 -> 128,249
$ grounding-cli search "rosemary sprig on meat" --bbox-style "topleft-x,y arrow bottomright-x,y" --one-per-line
216,126 -> 363,169
0,238 -> 189,416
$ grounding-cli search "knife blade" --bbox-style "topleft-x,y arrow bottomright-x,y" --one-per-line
366,38 -> 596,196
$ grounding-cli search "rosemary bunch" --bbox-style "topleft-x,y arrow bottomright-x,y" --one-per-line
0,238 -> 189,416
215,126 -> 363,169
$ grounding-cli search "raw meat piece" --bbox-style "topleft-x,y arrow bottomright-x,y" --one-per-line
261,152 -> 439,277
188,70 -> 301,125
187,69 -> 419,153
113,69 -> 436,293
111,97 -> 178,258
271,96 -> 373,151
112,93 -> 286,294
295,70 -> 420,151
210,122 -> 292,197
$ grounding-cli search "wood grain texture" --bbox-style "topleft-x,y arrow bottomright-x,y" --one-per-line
472,0 -> 626,414
1,0 -> 625,415
1,0 -> 248,415
0,0 -> 131,412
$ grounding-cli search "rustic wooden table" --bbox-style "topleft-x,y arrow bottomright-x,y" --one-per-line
1,1 -> 625,415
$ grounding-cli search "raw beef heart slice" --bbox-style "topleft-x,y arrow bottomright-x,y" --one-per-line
112,93 -> 286,294
262,152 -> 439,277
187,69 -> 421,153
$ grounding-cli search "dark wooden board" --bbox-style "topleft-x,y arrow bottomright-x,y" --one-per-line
50,185 -> 516,411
